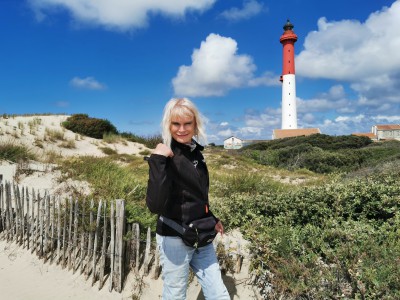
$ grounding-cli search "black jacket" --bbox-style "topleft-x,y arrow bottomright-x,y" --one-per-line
146,139 -> 217,236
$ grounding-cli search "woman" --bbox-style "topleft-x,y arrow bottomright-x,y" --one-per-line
146,98 -> 230,299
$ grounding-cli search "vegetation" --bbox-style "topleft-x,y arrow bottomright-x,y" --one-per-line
0,140 -> 36,162
2,116 -> 399,299
62,114 -> 118,139
120,132 -> 162,149
241,134 -> 400,173
57,156 -> 155,229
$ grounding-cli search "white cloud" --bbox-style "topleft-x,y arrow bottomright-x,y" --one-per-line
219,0 -> 265,22
297,1 -> 400,80
296,1 -> 400,106
302,113 -> 315,123
297,97 -> 348,113
220,122 -> 229,126
372,115 -> 400,123
238,126 -> 262,136
172,33 -> 278,97
172,33 -> 256,97
70,76 -> 106,90
29,0 -> 216,31
217,128 -> 235,137
248,71 -> 280,87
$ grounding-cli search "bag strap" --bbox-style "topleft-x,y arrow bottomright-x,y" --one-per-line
159,215 -> 186,235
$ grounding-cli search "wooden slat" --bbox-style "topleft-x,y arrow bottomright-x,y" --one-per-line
135,223 -> 140,273
80,199 -> 86,274
67,198 -> 73,270
91,199 -> 102,286
50,195 -> 55,263
143,227 -> 152,276
31,188 -> 35,253
108,200 -> 115,292
26,187 -> 30,250
98,202 -> 107,290
114,199 -> 125,293
38,192 -> 44,258
72,199 -> 79,273
85,199 -> 94,279
56,196 -> 61,264
62,199 -> 67,268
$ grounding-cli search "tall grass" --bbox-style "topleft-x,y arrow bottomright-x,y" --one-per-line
0,140 -> 36,162
58,156 -> 155,228
119,132 -> 162,149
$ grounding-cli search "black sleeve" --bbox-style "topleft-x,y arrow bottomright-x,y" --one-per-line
145,154 -> 171,215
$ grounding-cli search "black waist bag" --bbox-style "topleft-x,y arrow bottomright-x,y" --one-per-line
160,215 -> 217,249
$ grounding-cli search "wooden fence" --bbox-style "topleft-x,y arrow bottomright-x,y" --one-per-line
0,182 -> 245,293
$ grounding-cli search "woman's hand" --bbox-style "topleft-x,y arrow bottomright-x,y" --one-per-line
215,221 -> 224,236
153,143 -> 174,157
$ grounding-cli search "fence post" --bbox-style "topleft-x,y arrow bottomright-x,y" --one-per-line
31,188 -> 35,253
43,194 -> 50,261
236,240 -> 243,273
56,196 -> 61,264
80,199 -> 86,274
92,199 -> 103,286
151,241 -> 161,279
50,195 -> 55,263
99,201 -> 107,290
72,199 -> 79,273
85,199 -> 94,279
38,192 -> 45,258
26,187 -> 30,250
109,200 -> 115,292
114,199 -> 125,293
135,223 -> 140,273
143,227 -> 152,276
62,198 -> 67,268
67,198 -> 73,270
0,184 -> 4,235
7,183 -> 15,241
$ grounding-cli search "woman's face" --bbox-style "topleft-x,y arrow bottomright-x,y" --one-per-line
170,114 -> 196,144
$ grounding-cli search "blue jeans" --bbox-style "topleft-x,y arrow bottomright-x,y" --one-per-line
156,234 -> 230,300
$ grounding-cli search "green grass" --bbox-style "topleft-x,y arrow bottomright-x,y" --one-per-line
0,139 -> 36,162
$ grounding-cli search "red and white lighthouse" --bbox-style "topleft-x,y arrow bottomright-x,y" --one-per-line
280,19 -> 298,129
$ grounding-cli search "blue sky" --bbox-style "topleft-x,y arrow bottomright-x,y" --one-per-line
1,0 -> 399,144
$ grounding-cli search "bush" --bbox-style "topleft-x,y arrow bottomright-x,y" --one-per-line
0,140 -> 36,162
211,168 -> 400,299
62,114 -> 118,139
120,132 -> 162,149
242,136 -> 398,174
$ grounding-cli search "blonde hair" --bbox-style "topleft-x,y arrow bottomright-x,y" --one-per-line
161,98 -> 207,147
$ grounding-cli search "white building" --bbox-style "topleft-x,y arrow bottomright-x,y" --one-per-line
371,124 -> 400,141
224,136 -> 244,149
223,137 -> 266,149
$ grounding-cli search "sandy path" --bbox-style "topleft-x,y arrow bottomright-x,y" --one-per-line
0,239 -> 131,300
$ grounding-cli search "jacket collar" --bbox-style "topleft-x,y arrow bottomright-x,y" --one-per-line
171,138 -> 204,152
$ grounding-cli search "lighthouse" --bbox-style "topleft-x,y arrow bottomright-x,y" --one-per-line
280,19 -> 298,129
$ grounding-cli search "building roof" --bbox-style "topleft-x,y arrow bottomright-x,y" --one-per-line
352,132 -> 377,139
223,136 -> 243,142
374,124 -> 400,130
273,128 -> 321,139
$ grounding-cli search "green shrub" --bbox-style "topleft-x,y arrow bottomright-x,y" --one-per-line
211,167 -> 400,299
58,156 -> 155,228
62,114 -> 117,139
242,136 -> 398,174
100,146 -> 117,155
0,140 -> 36,162
120,132 -> 162,149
